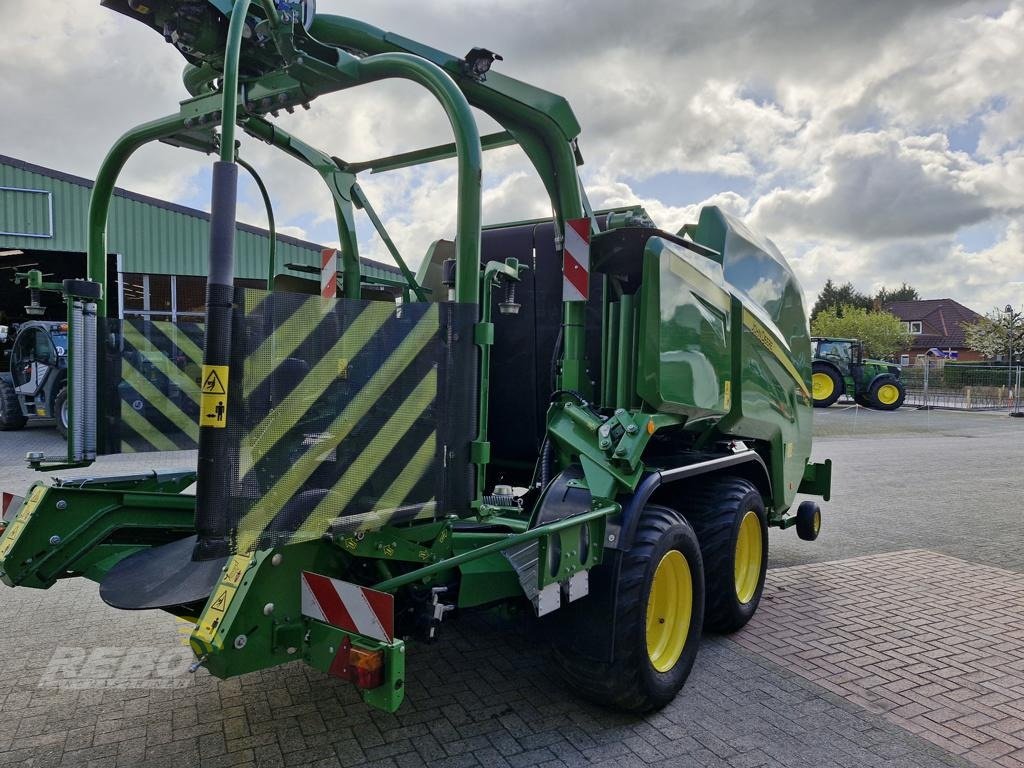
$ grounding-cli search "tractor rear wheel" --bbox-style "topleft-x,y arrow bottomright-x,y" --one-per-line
0,379 -> 26,431
869,379 -> 905,410
686,476 -> 768,634
811,363 -> 842,407
552,504 -> 704,713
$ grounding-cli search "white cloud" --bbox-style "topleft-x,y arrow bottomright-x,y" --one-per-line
2,0 -> 1023,318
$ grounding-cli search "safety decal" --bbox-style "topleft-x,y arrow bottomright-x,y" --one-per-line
300,570 -> 394,643
192,553 -> 251,647
321,248 -> 338,298
1,491 -> 25,522
562,217 -> 590,302
199,364 -> 230,428
0,487 -> 44,560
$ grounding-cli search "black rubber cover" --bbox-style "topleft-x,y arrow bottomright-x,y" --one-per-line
62,279 -> 102,300
99,535 -> 226,610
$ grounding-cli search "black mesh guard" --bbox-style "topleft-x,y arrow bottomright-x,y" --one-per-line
97,317 -> 205,455
216,288 -> 476,554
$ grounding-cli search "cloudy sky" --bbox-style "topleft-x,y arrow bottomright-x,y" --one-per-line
3,1 -> 1022,313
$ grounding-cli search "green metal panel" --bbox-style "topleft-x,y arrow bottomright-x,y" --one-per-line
0,156 -> 398,284
637,238 -> 732,417
0,186 -> 53,238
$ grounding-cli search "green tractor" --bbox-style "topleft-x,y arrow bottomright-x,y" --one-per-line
0,0 -> 831,715
0,318 -> 71,437
811,337 -> 906,410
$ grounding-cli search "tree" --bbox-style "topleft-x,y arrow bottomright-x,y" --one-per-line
810,280 -> 871,321
962,308 -> 1024,362
875,282 -> 920,308
811,280 -> 921,320
811,305 -> 912,360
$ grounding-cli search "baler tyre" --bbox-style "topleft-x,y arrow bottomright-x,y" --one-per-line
870,379 -> 905,411
551,505 -> 704,713
811,363 -> 842,407
0,379 -> 26,431
54,388 -> 68,439
686,477 -> 768,634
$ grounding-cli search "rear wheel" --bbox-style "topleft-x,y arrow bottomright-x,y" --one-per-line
552,505 -> 704,712
686,477 -> 768,634
870,379 -> 905,410
54,388 -> 68,439
811,363 -> 842,407
0,379 -> 26,431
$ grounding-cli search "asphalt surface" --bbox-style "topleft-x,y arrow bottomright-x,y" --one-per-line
0,405 -> 1019,767
771,405 -> 1024,572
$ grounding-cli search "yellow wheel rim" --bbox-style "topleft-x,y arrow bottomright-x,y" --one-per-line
812,372 -> 834,401
876,384 -> 900,405
813,509 -> 821,535
645,550 -> 693,672
734,510 -> 763,604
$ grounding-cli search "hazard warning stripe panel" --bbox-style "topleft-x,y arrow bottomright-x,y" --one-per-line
110,318 -> 205,454
214,286 -> 456,554
563,217 -> 590,302
301,571 -> 394,643
231,299 -> 442,553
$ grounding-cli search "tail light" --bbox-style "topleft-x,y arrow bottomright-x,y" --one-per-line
328,637 -> 384,690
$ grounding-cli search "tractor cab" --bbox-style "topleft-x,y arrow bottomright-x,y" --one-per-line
811,337 -> 905,410
0,321 -> 69,434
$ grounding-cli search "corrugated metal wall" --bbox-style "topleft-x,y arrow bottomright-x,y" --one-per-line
0,157 -> 397,283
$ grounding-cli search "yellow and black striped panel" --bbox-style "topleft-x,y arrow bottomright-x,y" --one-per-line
113,319 -> 205,453
223,288 -> 456,553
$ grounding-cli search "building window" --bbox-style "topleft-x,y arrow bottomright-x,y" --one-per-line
119,273 -> 269,322
904,321 -> 922,334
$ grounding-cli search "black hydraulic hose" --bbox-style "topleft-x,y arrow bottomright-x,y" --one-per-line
539,436 -> 553,489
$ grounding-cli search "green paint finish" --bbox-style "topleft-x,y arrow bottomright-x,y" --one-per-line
637,237 -> 732,417
0,482 -> 195,590
535,515 -> 604,588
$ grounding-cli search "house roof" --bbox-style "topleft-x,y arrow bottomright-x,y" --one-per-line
884,299 -> 983,349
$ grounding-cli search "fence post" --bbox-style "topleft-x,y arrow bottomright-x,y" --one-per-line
1015,365 -> 1022,417
923,361 -> 929,409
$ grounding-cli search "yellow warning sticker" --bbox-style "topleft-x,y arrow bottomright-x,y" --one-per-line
200,365 -> 230,429
0,487 -> 45,560
192,553 -> 250,647
201,365 -> 228,395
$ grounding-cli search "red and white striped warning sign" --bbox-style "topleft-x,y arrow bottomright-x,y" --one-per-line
562,217 -> 590,302
1,492 -> 24,522
300,571 -> 394,643
320,248 -> 338,299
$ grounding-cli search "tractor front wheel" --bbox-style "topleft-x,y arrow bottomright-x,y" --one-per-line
686,477 -> 768,634
870,379 -> 905,410
811,363 -> 842,407
552,505 -> 704,713
0,379 -> 26,431
54,388 -> 68,439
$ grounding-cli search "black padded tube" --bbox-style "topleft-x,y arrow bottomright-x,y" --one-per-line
193,161 -> 238,560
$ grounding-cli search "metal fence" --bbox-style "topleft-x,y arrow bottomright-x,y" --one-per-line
901,364 -> 1023,411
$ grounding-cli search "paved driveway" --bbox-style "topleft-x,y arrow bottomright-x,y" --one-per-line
0,407 -> 1020,768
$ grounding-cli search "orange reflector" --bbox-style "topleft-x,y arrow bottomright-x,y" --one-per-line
328,637 -> 384,690
647,419 -> 656,435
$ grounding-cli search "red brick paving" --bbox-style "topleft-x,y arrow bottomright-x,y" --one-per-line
735,550 -> 1024,768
